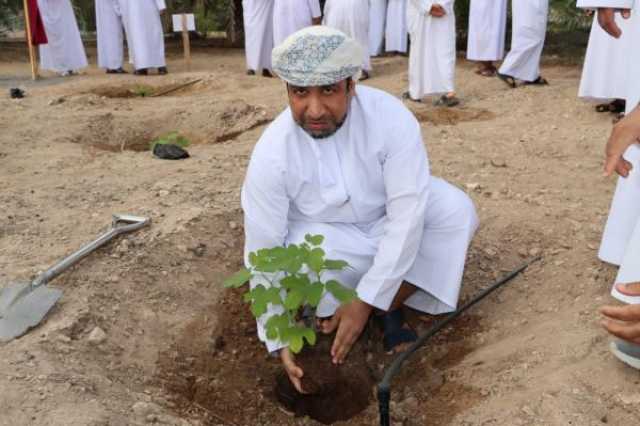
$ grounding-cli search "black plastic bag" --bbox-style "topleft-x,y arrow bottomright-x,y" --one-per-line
152,144 -> 190,160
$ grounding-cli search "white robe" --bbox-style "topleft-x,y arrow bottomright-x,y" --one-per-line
407,0 -> 456,97
243,0 -> 275,72
369,0 -> 387,56
323,0 -> 371,71
37,0 -> 88,73
498,0 -> 549,82
578,14 -> 629,101
118,0 -> 166,70
577,1 -> 640,271
273,0 -> 321,46
96,0 -> 126,70
577,3 -> 640,316
386,0 -> 408,53
466,0 -> 507,61
242,86 -> 478,351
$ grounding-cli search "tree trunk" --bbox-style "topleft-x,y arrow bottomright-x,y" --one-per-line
226,0 -> 244,47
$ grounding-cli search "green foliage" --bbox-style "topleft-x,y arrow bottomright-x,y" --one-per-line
224,234 -> 356,353
149,131 -> 191,150
132,85 -> 153,98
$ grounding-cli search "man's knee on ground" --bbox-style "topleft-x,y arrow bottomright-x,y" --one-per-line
440,185 -> 479,232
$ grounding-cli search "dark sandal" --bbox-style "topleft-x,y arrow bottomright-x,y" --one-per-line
377,309 -> 417,353
401,91 -> 422,103
475,67 -> 497,77
497,72 -> 517,89
523,76 -> 549,86
609,99 -> 626,114
595,103 -> 610,113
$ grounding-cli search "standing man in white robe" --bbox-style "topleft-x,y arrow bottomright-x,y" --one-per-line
385,0 -> 408,54
600,106 -> 640,369
405,0 -> 458,106
243,0 -> 275,77
323,0 -> 371,79
37,0 -> 88,76
96,0 -> 128,74
244,26 -> 478,392
497,0 -> 549,87
118,0 -> 167,75
578,13 -> 628,113
466,0 -> 507,77
273,0 -> 322,46
577,1 -> 640,368
369,0 -> 387,56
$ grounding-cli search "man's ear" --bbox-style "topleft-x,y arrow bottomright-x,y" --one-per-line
347,78 -> 356,94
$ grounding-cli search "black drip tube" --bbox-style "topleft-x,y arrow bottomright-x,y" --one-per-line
377,257 -> 541,426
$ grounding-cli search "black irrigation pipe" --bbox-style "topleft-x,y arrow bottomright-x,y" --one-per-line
377,256 -> 541,426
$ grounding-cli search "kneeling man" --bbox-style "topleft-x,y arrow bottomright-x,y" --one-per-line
241,26 -> 478,393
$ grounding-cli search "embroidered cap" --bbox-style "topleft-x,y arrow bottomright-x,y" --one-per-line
272,26 -> 362,87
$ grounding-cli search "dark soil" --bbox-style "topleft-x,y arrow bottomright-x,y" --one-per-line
275,333 -> 375,424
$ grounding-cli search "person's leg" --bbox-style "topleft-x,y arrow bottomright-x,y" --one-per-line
403,177 -> 479,315
498,0 -> 548,83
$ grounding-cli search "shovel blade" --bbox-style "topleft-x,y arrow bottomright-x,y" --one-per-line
0,282 -> 62,343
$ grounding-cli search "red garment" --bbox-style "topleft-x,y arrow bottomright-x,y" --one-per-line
27,0 -> 48,45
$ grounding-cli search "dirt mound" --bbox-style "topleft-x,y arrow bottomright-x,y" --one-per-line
413,106 -> 495,126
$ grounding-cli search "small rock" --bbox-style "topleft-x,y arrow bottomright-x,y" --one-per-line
465,182 -> 481,191
132,401 -> 160,418
157,190 -> 170,197
228,221 -> 238,230
490,158 -> 507,168
48,97 -> 64,106
619,393 -> 640,405
56,334 -> 71,343
88,327 -> 107,345
528,247 -> 541,256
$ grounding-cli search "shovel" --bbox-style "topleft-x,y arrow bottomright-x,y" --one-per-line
0,214 -> 150,343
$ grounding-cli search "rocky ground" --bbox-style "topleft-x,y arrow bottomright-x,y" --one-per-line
1,43 -> 640,426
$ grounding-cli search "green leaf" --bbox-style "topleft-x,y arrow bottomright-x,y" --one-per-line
305,282 -> 324,307
265,314 -> 291,341
284,289 -> 304,310
283,245 -> 304,274
281,274 -> 309,291
307,247 -> 325,273
289,333 -> 304,353
305,234 -> 324,246
266,287 -> 284,306
250,299 -> 268,317
326,280 -> 357,303
265,324 -> 278,340
323,259 -> 350,270
302,328 -> 316,346
246,285 -> 270,317
223,268 -> 252,288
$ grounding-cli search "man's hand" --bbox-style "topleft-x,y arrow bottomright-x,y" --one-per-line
603,106 -> 640,178
430,4 -> 446,17
601,283 -> 640,344
280,348 -> 306,393
597,8 -> 631,38
319,299 -> 373,364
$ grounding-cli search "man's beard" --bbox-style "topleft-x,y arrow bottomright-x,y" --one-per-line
298,112 -> 348,139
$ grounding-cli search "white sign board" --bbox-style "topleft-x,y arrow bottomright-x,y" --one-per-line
172,14 -> 196,32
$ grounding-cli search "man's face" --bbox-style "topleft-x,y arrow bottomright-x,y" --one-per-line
287,79 -> 354,139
